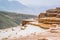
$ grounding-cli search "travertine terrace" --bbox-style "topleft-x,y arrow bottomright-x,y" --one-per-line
1,7 -> 60,40
22,7 -> 60,29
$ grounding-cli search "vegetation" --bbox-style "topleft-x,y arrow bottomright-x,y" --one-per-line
0,11 -> 37,29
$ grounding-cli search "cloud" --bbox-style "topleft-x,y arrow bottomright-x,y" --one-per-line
8,0 -> 60,7
3,0 -> 60,15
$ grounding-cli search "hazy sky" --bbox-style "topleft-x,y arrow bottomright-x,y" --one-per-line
0,0 -> 60,15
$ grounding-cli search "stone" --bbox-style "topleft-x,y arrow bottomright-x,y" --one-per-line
46,13 -> 57,17
38,17 -> 60,24
46,9 -> 57,13
56,7 -> 60,10
38,13 -> 46,18
56,13 -> 60,18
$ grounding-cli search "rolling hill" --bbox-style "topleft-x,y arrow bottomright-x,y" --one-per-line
0,11 -> 37,29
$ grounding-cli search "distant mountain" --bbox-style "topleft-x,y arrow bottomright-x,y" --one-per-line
0,11 -> 37,29
0,0 -> 28,11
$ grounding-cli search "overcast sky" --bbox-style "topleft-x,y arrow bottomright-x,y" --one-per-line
0,0 -> 60,15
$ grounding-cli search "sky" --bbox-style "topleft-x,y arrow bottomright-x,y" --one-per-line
0,0 -> 60,15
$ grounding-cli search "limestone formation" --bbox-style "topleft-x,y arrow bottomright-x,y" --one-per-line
22,7 -> 60,29
38,7 -> 60,24
39,7 -> 60,18
1,7 -> 60,40
56,13 -> 60,18
46,9 -> 58,13
39,17 -> 60,24
46,13 -> 57,17
56,7 -> 60,10
38,13 -> 46,18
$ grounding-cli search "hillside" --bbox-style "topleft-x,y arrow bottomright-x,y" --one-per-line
0,13 -> 18,29
0,11 -> 37,29
0,11 -> 37,24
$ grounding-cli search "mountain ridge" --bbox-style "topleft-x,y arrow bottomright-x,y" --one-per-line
0,11 -> 37,29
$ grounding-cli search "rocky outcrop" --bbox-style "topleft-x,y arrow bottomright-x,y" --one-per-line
39,17 -> 60,24
38,7 -> 60,18
38,7 -> 60,25
56,13 -> 60,18
22,19 -> 36,26
38,13 -> 46,18
46,13 -> 57,17
1,7 -> 60,40
22,7 -> 60,29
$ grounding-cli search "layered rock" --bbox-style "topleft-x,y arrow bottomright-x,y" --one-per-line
39,7 -> 60,18
21,7 -> 60,29
1,7 -> 60,40
38,13 -> 46,18
38,7 -> 60,25
39,17 -> 60,24
56,13 -> 60,18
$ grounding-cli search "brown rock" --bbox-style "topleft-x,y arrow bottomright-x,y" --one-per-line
38,7 -> 60,18
38,13 -> 46,18
38,38 -> 48,40
56,13 -> 60,18
56,7 -> 60,10
46,13 -> 57,17
46,9 -> 57,13
22,21 -> 29,26
38,17 -> 60,24
22,20 -> 34,26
